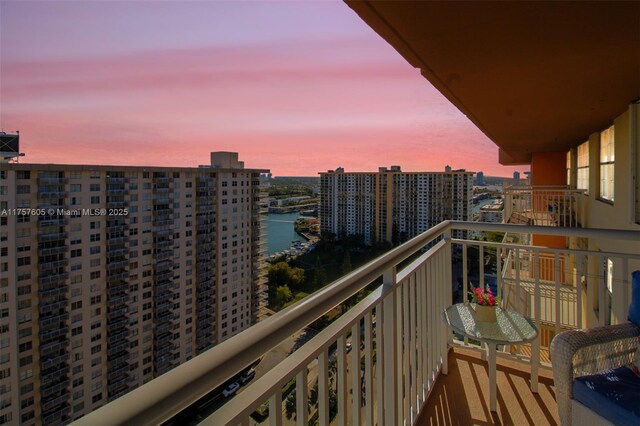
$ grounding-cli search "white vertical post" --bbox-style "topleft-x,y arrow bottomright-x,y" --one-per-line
395,275 -> 403,426
337,335 -> 347,426
576,254 -> 584,329
462,243 -> 469,345
416,265 -> 425,405
421,262 -> 429,393
318,349 -> 329,426
403,277 -> 411,423
488,344 -> 497,412
296,368 -> 308,426
429,253 -> 436,383
463,243 -> 468,298
497,245 -> 503,304
351,323 -> 361,426
598,256 -> 605,326
269,389 -> 282,426
531,249 -> 540,393
364,312 -> 374,426
442,229 -> 453,375
382,267 -> 398,426
515,248 -> 521,312
409,273 -> 417,420
479,244 -> 485,290
375,306 -> 384,426
555,252 -> 561,334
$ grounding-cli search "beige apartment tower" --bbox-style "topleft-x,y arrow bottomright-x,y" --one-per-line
0,152 -> 268,425
320,166 -> 472,245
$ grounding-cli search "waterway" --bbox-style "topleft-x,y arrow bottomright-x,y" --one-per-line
264,212 -> 306,255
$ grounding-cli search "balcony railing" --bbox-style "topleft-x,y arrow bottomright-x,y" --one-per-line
74,221 -> 639,426
503,184 -> 586,227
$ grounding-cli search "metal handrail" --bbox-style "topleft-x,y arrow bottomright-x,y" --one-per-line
74,220 -> 640,426
74,220 -> 450,426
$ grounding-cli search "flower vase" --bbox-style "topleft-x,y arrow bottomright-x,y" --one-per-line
474,304 -> 497,322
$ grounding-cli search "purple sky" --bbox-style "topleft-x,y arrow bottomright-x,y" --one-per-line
1,0 -> 524,177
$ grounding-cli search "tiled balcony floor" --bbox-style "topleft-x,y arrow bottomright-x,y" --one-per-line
416,347 -> 558,426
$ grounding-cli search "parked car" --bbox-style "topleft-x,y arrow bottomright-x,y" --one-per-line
240,369 -> 256,384
346,342 -> 353,353
222,382 -> 240,397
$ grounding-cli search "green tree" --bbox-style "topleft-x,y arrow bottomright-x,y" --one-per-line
268,262 -> 305,305
275,285 -> 293,309
268,262 -> 305,287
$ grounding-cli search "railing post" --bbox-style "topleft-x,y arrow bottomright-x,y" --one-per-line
318,349 -> 329,426
442,229 -> 453,375
531,249 -> 540,393
462,243 -> 469,346
555,253 -> 561,335
381,267 -> 398,426
351,324 -> 361,426
337,335 -> 347,426
295,368 -> 308,426
269,390 -> 282,426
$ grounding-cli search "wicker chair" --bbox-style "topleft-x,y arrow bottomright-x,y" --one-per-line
550,322 -> 640,425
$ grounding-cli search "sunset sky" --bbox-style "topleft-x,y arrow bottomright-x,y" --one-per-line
1,1 -> 524,177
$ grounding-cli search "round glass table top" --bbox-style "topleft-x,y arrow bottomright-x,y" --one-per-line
442,303 -> 538,345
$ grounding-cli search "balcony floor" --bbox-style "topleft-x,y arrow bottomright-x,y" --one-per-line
416,347 -> 558,426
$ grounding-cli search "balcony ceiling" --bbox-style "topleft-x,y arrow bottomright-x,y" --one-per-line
345,1 -> 640,165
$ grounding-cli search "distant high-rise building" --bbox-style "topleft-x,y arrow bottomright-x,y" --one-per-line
0,152 -> 268,425
513,171 -> 521,180
479,202 -> 504,223
320,165 -> 472,246
476,171 -> 485,186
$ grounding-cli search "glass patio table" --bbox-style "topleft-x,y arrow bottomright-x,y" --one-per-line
442,303 -> 539,411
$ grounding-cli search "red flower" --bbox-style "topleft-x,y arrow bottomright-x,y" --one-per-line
468,285 -> 500,307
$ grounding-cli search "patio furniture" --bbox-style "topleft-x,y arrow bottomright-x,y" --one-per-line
550,271 -> 640,425
442,303 -> 539,411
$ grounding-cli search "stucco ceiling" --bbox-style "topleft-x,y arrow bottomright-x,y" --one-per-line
346,1 -> 640,165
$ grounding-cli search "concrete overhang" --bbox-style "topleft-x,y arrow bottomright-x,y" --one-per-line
345,1 -> 640,165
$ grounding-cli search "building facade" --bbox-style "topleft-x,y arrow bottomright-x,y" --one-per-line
0,152 -> 268,425
479,202 -> 504,223
320,166 -> 472,245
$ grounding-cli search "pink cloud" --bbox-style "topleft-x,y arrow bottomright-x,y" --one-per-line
2,39 -> 523,177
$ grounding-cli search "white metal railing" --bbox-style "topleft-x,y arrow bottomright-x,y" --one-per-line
503,185 -> 586,228
74,221 -> 639,426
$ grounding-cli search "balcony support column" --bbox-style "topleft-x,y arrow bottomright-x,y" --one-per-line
381,267 -> 398,426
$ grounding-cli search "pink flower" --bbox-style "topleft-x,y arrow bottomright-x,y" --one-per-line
469,285 -> 500,307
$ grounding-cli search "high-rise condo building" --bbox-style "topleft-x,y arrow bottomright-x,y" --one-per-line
0,152 -> 268,425
320,166 -> 473,246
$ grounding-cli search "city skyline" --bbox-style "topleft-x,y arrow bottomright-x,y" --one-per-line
1,1 -> 525,177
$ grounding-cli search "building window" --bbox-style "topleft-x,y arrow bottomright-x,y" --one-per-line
599,125 -> 615,202
576,141 -> 589,192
